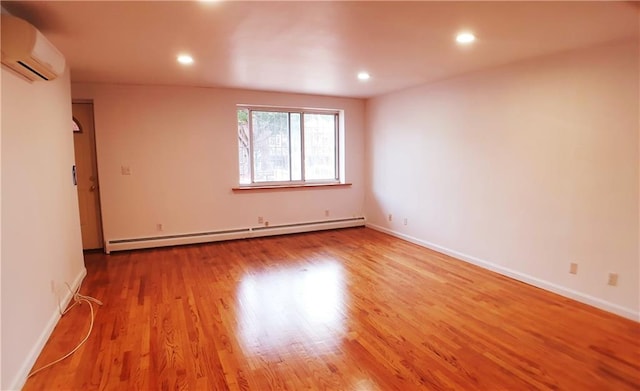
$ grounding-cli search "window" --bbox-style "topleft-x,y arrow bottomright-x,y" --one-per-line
238,107 -> 340,186
72,118 -> 82,133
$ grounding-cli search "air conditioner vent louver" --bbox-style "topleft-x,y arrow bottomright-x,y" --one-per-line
17,61 -> 49,81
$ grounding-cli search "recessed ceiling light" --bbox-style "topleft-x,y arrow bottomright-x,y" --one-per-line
177,54 -> 194,65
357,72 -> 370,81
456,32 -> 476,44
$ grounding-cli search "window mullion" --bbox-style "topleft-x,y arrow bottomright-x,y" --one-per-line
288,112 -> 292,181
334,113 -> 339,180
300,112 -> 306,182
249,110 -> 255,184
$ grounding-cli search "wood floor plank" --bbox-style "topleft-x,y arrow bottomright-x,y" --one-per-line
23,227 -> 639,390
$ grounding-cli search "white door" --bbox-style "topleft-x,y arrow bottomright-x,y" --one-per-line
72,102 -> 104,250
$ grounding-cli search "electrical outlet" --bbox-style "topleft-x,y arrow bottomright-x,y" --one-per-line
608,273 -> 618,286
258,216 -> 264,224
569,262 -> 578,275
388,214 -> 393,222
157,223 -> 163,231
325,210 -> 330,217
403,218 -> 408,226
121,165 -> 131,175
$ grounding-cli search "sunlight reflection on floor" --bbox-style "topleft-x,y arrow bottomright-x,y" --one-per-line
236,259 -> 346,357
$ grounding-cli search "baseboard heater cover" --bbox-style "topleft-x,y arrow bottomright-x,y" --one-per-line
106,217 -> 365,253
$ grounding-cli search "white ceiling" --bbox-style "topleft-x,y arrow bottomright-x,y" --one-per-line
4,1 -> 639,98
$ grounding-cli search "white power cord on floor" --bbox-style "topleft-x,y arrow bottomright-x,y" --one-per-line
27,282 -> 103,379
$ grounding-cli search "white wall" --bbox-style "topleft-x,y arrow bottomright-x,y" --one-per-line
1,67 -> 86,389
0,54 -> 3,391
365,40 -> 639,319
70,84 -> 365,245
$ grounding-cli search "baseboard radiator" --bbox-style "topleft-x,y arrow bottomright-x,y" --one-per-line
105,217 -> 365,253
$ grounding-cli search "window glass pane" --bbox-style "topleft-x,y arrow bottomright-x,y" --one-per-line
252,111 -> 290,182
290,113 -> 302,181
303,113 -> 336,180
237,109 -> 251,184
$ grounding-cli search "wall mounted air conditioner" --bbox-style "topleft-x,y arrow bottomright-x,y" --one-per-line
1,14 -> 65,81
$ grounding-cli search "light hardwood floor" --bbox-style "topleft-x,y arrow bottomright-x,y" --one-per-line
23,227 -> 639,390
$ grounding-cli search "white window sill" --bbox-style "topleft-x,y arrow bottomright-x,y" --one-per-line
232,183 -> 352,192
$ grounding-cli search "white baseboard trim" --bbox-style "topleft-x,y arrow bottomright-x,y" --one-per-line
9,267 -> 88,391
366,223 -> 639,321
106,217 -> 366,253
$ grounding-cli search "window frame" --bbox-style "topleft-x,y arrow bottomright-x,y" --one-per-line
238,105 -> 341,187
